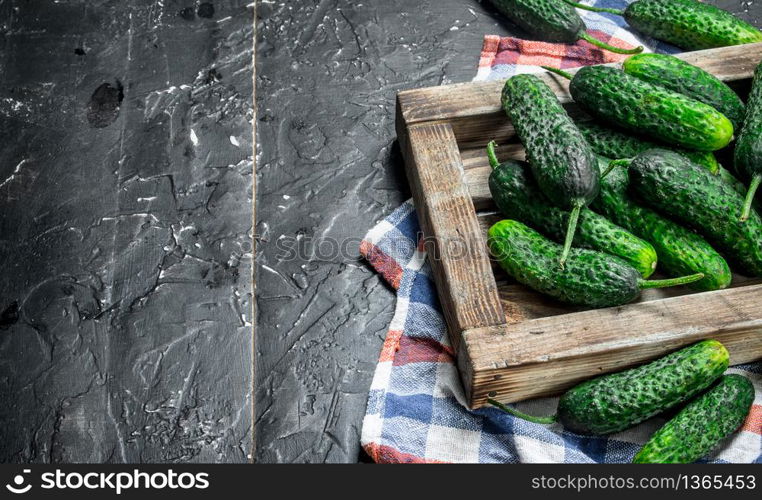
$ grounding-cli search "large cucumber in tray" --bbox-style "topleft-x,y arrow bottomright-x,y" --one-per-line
634,374 -> 755,463
577,121 -> 719,174
735,62 -> 762,222
489,0 -> 643,54
592,156 -> 731,291
501,73 -> 601,266
543,65 -> 734,151
628,149 -> 762,276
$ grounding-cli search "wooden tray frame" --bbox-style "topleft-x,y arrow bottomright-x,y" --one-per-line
395,43 -> 762,409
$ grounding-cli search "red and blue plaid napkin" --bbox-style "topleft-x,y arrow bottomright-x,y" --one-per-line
474,0 -> 680,81
359,1 -> 762,463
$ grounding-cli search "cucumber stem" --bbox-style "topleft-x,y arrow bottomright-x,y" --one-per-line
563,0 -> 625,15
542,66 -> 573,80
487,398 -> 558,425
578,32 -> 643,55
601,158 -> 632,178
560,202 -> 583,268
639,273 -> 705,289
740,174 -> 761,222
487,140 -> 500,170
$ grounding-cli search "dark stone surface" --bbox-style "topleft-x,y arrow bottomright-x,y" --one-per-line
255,0 -> 762,463
0,0 -> 254,463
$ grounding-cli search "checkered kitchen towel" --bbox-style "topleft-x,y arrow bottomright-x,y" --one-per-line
360,1 -> 762,461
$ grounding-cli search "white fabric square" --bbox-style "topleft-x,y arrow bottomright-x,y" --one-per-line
425,424 -> 481,463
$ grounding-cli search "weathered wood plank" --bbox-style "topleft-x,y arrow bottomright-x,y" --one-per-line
462,283 -> 762,407
399,120 -> 505,349
398,42 -> 762,127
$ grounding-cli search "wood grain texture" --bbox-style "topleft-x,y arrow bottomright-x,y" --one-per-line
399,120 -> 505,349
461,283 -> 762,407
398,42 -> 762,127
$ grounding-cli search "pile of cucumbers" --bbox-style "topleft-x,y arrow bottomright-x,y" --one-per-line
483,2 -> 762,463
489,340 -> 756,463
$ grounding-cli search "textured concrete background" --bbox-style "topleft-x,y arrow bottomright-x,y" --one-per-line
254,0 -> 761,463
0,0 -> 253,463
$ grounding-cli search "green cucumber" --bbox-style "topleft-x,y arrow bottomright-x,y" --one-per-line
592,157 -> 731,291
488,0 -> 643,54
577,121 -> 719,174
543,65 -> 733,151
623,53 -> 745,131
735,62 -> 762,222
487,219 -> 703,308
634,374 -> 755,463
565,0 -> 762,50
490,340 -> 729,435
488,143 -> 657,277
628,149 -> 762,276
501,74 -> 601,266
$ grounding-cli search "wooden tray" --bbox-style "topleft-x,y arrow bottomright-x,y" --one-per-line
395,43 -> 762,409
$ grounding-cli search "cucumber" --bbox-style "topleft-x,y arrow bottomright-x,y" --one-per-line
623,53 -> 745,131
487,219 -> 703,308
502,74 -> 601,265
720,164 -> 762,214
488,143 -> 657,277
735,62 -> 762,222
565,0 -> 762,50
577,121 -> 719,174
490,340 -> 729,435
628,149 -> 762,276
634,374 -> 755,463
543,65 -> 734,151
489,0 -> 643,54
592,157 -> 731,291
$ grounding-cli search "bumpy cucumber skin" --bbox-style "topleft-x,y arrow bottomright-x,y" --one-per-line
489,160 -> 657,277
624,0 -> 762,50
568,66 -> 733,151
488,220 -> 641,307
577,121 -> 719,174
629,149 -> 762,276
558,340 -> 729,435
623,53 -> 745,131
735,63 -> 762,186
502,74 -> 599,209
490,0 -> 582,42
633,374 -> 755,464
720,165 -> 762,212
592,158 -> 731,291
